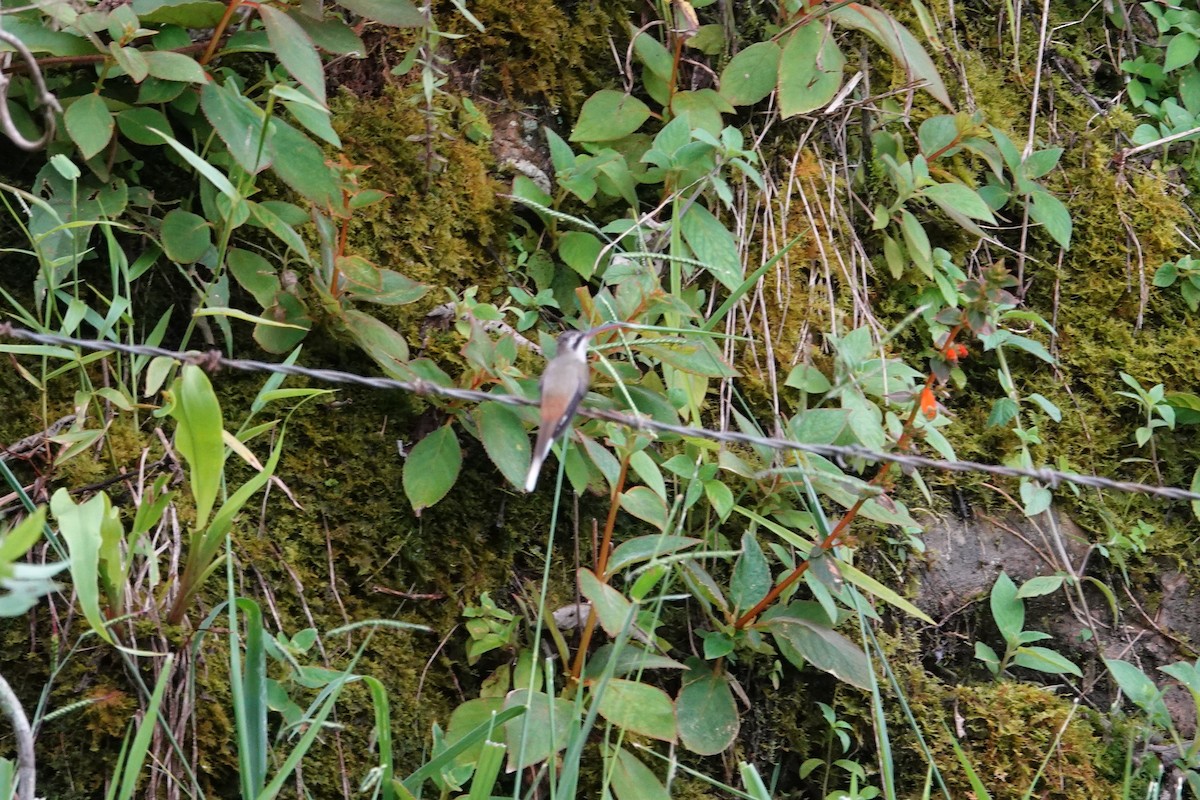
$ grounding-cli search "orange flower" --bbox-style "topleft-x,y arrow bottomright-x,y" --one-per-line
919,385 -> 938,420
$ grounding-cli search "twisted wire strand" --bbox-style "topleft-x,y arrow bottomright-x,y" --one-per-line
3,322 -> 1198,502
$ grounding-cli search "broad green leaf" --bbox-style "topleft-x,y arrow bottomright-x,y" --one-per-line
784,364 -> 831,393
778,23 -> 844,118
267,119 -> 341,208
584,645 -> 685,680
619,487 -> 668,530
595,679 -> 677,742
670,89 -> 731,137
900,210 -> 931,275
765,613 -> 872,689
730,532 -> 770,613
51,489 -> 118,642
570,90 -> 651,142
559,231 -> 606,279
1027,187 -> 1073,249
335,0 -> 423,26
922,183 -> 997,223
226,248 -> 280,306
259,5 -> 326,105
918,115 -> 958,157
0,507 -> 46,567
444,697 -> 504,768
65,94 -> 114,160
679,202 -> 742,290
133,0 -> 226,26
110,44 -> 149,82
474,402 -> 530,490
1106,658 -> 1170,726
788,409 -> 849,444
403,425 -> 461,515
341,308 -> 409,369
610,746 -> 670,800
578,568 -> 635,638
143,50 -> 207,83
830,4 -> 951,108
676,663 -> 738,755
719,41 -> 781,106
503,690 -> 576,770
166,365 -> 226,530
1013,646 -> 1081,676
200,80 -> 271,174
607,535 -> 702,575
160,209 -> 212,264
292,12 -> 365,54
631,26 -> 673,81
1017,575 -> 1064,598
1166,32 -> 1200,72
989,572 -> 1023,643
117,107 -> 172,146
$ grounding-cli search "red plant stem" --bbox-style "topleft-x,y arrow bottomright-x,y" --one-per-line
568,452 -> 631,684
733,322 -> 966,630
200,0 -> 243,66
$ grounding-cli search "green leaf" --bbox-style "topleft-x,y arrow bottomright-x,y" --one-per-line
784,364 -> 831,393
922,183 -> 997,223
578,568 -> 635,638
570,90 -> 651,142
918,115 -> 958,157
267,120 -> 341,208
631,26 -> 673,81
1166,32 -> 1200,72
595,679 -> 677,742
609,746 -> 670,800
1106,659 -> 1170,725
1013,646 -> 1081,676
503,690 -> 575,770
200,80 -> 271,174
607,535 -> 701,574
987,396 -> 1019,428
788,409 -> 849,444
1017,575 -> 1064,598
765,612 -> 872,689
558,231 -> 606,279
150,127 -> 239,199
292,12 -> 365,54
1023,147 -> 1063,178
1027,187 -> 1073,249
143,50 -> 207,83
730,532 -> 770,613
166,365 -> 226,530
117,107 -> 172,146
679,202 -> 742,290
900,210 -> 931,275
133,0 -> 227,27
335,0 -> 423,26
778,23 -> 844,118
51,490 -> 114,642
110,44 -> 149,83
989,571 -> 1023,643
65,94 -> 114,160
1192,466 -> 1200,521
160,209 -> 212,264
618,486 -> 669,530
227,248 -> 280,306
829,4 -> 951,108
402,426 -> 461,515
676,664 -> 738,755
719,41 -> 781,106
346,268 -> 427,305
474,402 -> 530,490
259,5 -> 326,105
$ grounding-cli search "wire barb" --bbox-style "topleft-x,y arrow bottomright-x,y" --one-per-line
3,321 -> 1199,503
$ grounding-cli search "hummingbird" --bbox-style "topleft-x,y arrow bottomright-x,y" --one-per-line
524,324 -> 618,492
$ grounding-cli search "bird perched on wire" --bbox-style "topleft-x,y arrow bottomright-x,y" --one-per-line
524,323 -> 620,492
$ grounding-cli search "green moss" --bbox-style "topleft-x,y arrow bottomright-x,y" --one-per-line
442,0 -> 634,113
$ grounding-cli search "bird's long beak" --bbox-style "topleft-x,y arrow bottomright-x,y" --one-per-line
583,321 -> 626,338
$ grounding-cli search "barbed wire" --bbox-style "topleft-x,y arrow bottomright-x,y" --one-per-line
3,322 -> 1199,503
